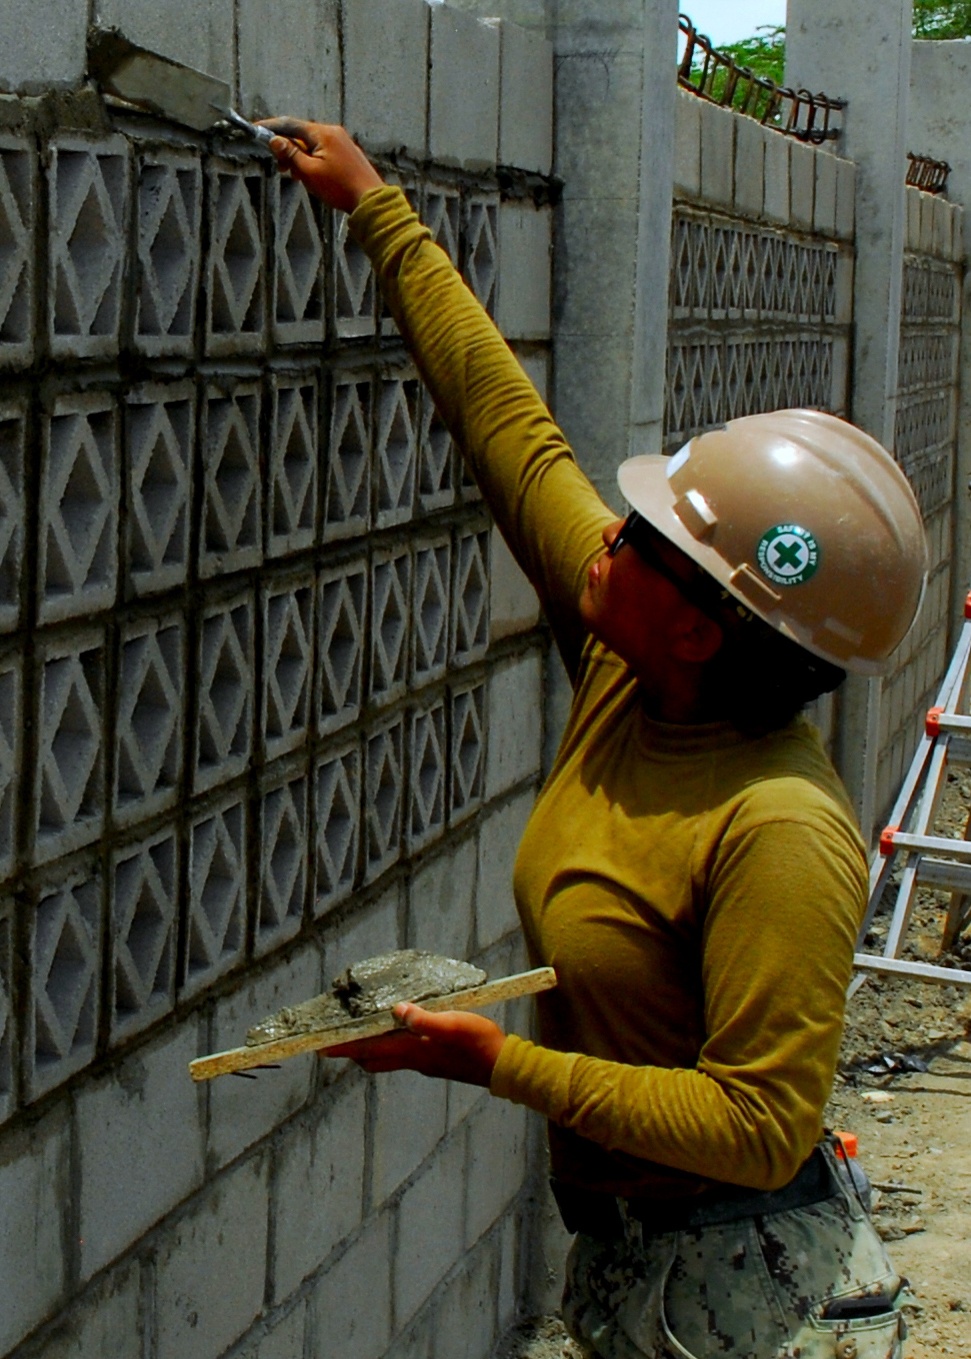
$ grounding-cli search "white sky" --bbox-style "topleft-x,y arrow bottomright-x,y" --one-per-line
681,1 -> 787,46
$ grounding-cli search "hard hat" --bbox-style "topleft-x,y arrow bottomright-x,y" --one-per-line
617,409 -> 928,674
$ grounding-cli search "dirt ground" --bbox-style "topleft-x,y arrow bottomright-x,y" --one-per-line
496,769 -> 971,1359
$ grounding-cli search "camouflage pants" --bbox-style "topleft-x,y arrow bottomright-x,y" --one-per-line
562,1148 -> 911,1359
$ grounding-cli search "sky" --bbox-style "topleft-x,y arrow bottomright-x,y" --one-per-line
681,1 -> 787,46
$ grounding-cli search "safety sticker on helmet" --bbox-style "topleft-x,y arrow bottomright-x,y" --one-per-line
756,525 -> 820,587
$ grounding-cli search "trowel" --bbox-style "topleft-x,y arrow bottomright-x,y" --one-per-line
87,27 -> 274,145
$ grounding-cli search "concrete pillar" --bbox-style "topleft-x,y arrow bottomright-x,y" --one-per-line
909,40 -> 971,637
785,0 -> 913,840
552,2 -> 680,501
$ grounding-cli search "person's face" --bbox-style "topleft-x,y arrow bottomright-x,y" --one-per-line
579,514 -> 723,702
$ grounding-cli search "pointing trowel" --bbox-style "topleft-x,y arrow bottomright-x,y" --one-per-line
87,28 -> 274,145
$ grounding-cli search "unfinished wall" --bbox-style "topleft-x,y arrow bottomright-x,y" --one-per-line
0,3 -> 554,1358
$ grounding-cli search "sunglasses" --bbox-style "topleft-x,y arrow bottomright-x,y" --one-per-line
607,511 -> 736,621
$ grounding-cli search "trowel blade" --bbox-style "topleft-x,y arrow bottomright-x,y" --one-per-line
87,28 -> 232,133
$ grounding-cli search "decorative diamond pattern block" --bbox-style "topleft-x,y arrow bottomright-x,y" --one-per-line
111,830 -> 178,1041
205,162 -> 266,354
114,617 -> 184,825
184,798 -> 246,997
0,136 -> 34,369
408,701 -> 446,852
262,575 -> 313,761
418,386 -> 455,511
452,525 -> 490,664
35,635 -> 104,863
333,210 -> 375,337
413,536 -> 450,685
200,382 -> 262,577
273,176 -> 324,344
318,560 -> 366,735
450,681 -> 485,822
39,393 -> 119,624
424,187 -> 461,267
125,382 -> 193,597
257,770 -> 308,955
195,594 -> 254,793
268,373 -> 318,557
465,199 -> 499,316
0,655 -> 19,881
49,137 -> 129,359
375,377 -> 418,528
0,402 -> 25,630
370,549 -> 411,706
314,744 -> 360,915
134,148 -> 202,356
365,719 -> 403,884
0,902 -> 11,1123
29,867 -> 102,1099
324,375 -> 371,541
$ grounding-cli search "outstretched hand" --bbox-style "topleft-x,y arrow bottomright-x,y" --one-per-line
324,1003 -> 506,1087
260,119 -> 384,213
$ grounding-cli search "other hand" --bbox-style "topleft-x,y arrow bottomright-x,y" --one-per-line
260,119 -> 384,213
324,1003 -> 506,1087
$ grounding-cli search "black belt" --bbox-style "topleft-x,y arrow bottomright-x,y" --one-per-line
551,1146 -> 837,1240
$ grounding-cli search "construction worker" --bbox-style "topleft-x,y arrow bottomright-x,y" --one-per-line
265,120 -> 926,1359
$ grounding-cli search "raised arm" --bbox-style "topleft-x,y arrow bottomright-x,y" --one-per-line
265,121 -> 612,676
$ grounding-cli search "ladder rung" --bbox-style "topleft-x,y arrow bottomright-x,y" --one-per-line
854,953 -> 971,986
925,709 -> 971,738
914,856 -> 971,893
880,830 -> 971,861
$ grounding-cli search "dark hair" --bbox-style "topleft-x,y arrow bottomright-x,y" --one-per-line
700,607 -> 847,738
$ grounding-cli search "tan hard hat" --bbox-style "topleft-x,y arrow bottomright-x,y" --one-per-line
618,409 -> 928,674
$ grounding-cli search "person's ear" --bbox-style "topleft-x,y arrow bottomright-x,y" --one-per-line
670,608 -> 723,665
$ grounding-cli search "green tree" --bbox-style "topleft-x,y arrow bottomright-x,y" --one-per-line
913,1 -> 971,37
720,26 -> 786,86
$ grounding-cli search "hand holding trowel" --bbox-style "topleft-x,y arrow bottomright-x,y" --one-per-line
87,28 -> 278,146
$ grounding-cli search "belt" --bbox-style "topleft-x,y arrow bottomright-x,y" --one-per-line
551,1145 -> 837,1240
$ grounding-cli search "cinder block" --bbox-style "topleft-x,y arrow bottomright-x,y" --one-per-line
323,884 -> 402,980
39,391 -> 119,625
498,1209 -> 519,1332
933,194 -> 953,259
364,715 -> 405,883
155,1156 -> 269,1359
238,1303 -> 307,1359
498,21 -> 552,174
313,740 -> 362,917
342,0 -> 428,156
114,615 -> 184,825
374,375 -> 418,529
476,790 -> 533,950
183,794 -> 248,998
951,203 -> 963,263
0,136 -> 34,369
834,155 -> 855,240
91,0 -> 234,83
110,827 -> 179,1041
124,381 -> 194,597
919,192 -> 935,255
261,569 -> 314,760
394,1132 -> 466,1325
429,7 -> 500,169
464,1097 -> 528,1244
0,1104 -> 70,1354
134,147 -> 202,358
673,89 -> 701,200
515,351 -> 548,402
270,1079 -> 367,1300
0,654 -> 20,887
199,383 -> 263,578
496,203 -> 551,340
0,899 -> 13,1124
407,837 -> 476,960
256,764 -> 310,956
555,51 -> 643,200
204,159 -> 267,358
484,651 -> 542,800
307,1212 -> 392,1359
426,1235 -> 500,1359
271,180 -> 326,349
698,102 -> 734,210
763,129 -> 790,226
492,524 -> 535,641
193,591 -> 255,791
906,185 -> 921,253
0,400 -> 25,630
370,546 -> 412,705
317,556 -> 366,733
449,677 -> 486,824
0,0 -> 86,89
238,0 -> 339,121
77,1022 -> 205,1279
26,1263 -> 141,1359
27,861 -> 103,1099
813,148 -> 838,237
733,117 -> 764,220
48,136 -> 129,360
452,520 -> 491,664
789,139 -> 815,232
447,1073 -> 490,1134
372,1069 -> 448,1204
209,945 -> 319,1167
407,698 -> 447,853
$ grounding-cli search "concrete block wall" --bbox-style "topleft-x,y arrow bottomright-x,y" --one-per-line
0,3 -> 555,1357
666,91 -> 855,454
874,187 -> 965,821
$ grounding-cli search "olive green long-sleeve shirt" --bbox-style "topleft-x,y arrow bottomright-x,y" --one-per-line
351,186 -> 867,1200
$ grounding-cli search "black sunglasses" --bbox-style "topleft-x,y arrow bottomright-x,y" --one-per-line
608,511 -> 730,619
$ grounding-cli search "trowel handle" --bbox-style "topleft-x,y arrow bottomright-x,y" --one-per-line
223,107 -> 275,145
